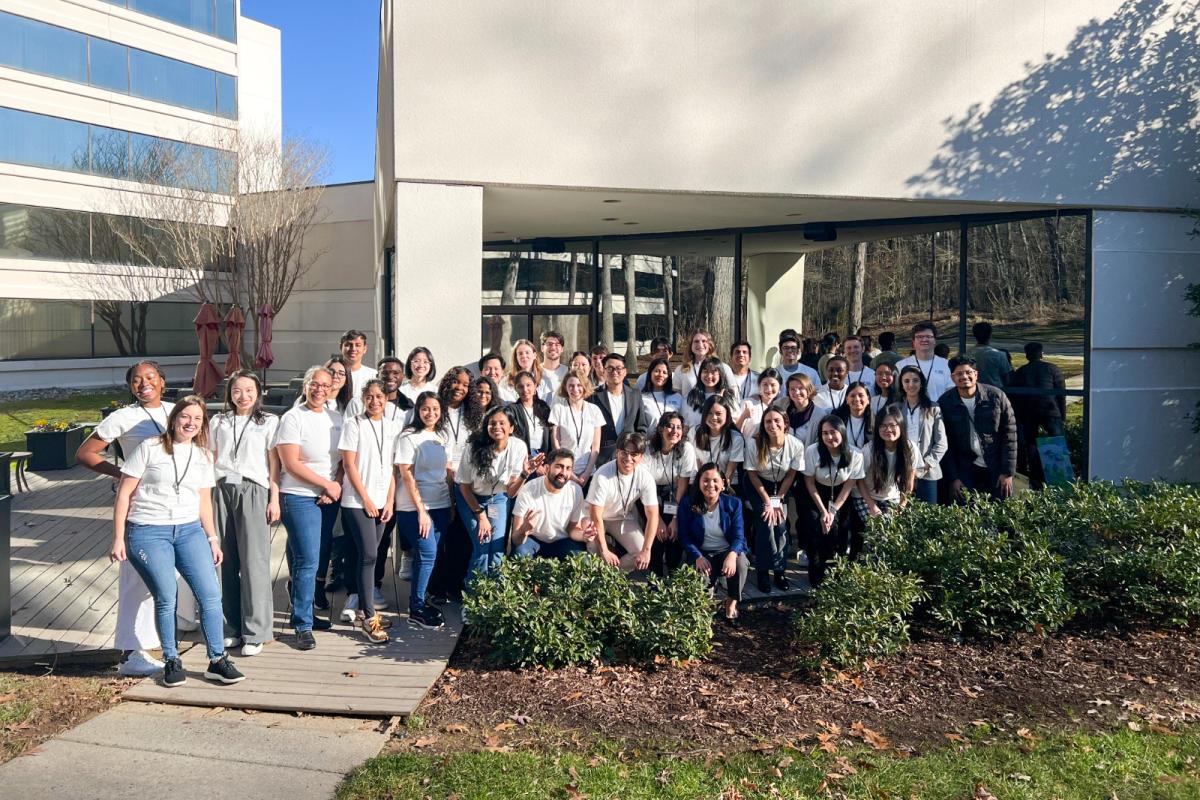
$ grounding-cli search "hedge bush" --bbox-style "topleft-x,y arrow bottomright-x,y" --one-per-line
463,554 -> 714,667
793,557 -> 924,669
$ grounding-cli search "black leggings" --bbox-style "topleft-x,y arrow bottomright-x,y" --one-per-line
341,507 -> 387,618
802,482 -> 852,587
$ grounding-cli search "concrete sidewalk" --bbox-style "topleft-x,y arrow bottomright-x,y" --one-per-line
0,701 -> 391,800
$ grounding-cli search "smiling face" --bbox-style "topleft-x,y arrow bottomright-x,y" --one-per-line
590,352 -> 607,375
698,466 -> 724,503
659,416 -> 684,448
878,414 -> 902,445
546,455 -> 573,488
173,402 -> 205,443
700,364 -> 721,391
825,360 -> 848,389
306,369 -> 333,410
649,363 -> 669,390
875,364 -> 894,392
129,363 -> 165,406
564,375 -> 585,403
516,374 -> 537,404
449,371 -> 470,406
730,344 -> 751,370
571,354 -> 591,377
788,381 -> 810,408
820,421 -> 843,451
340,336 -> 366,368
326,362 -> 347,392
952,363 -> 978,394
408,351 -> 431,382
472,380 -> 493,409
778,340 -> 800,365
843,339 -> 864,365
846,386 -> 870,417
704,401 -> 728,433
485,410 -> 513,444
761,408 -> 787,441
913,328 -> 936,358
514,343 -> 536,372
690,333 -> 711,361
379,361 -> 403,393
542,337 -> 563,364
901,371 -> 923,399
363,384 -> 386,418
229,376 -> 258,414
480,357 -> 504,383
417,396 -> 441,430
758,376 -> 780,405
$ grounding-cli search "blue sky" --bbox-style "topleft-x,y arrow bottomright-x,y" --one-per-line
242,1 -> 378,184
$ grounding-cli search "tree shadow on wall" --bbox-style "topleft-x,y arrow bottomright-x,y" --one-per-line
906,0 -> 1200,207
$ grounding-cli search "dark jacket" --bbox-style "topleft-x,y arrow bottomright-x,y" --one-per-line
1009,359 -> 1067,420
506,400 -> 554,454
937,383 -> 1018,482
589,385 -> 651,464
677,493 -> 747,561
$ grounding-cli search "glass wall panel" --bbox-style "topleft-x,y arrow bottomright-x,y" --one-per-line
0,107 -> 89,173
90,126 -> 131,178
215,72 -> 237,118
0,12 -> 87,83
130,48 -> 216,113
130,0 -> 214,37
481,247 -> 596,356
480,313 -> 530,358
0,204 -> 91,261
88,37 -> 129,93
215,0 -> 236,42
0,299 -> 93,360
0,299 -> 211,360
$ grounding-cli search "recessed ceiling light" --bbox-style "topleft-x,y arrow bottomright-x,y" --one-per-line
603,199 -> 621,203
623,222 -> 638,225
602,217 -> 619,222
785,213 -> 804,217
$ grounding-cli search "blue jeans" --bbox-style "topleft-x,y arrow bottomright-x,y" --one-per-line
512,536 -> 586,559
397,507 -> 449,613
914,478 -> 939,504
455,491 -> 510,587
125,520 -> 223,661
281,493 -> 338,632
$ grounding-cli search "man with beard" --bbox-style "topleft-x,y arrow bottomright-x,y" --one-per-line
510,449 -> 594,558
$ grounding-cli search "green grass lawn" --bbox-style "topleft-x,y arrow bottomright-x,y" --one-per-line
339,727 -> 1200,800
0,391 -> 127,452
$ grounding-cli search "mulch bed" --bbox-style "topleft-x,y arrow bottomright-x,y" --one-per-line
1,664 -> 135,762
399,606 -> 1200,755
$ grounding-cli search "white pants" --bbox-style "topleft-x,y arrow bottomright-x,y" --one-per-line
587,516 -> 646,573
114,560 -> 160,651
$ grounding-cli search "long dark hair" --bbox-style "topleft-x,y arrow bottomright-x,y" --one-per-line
835,382 -> 874,448
467,405 -> 517,480
753,406 -> 789,471
438,366 -> 471,410
402,391 -> 448,437
692,394 -> 735,454
816,413 -> 851,471
687,462 -> 727,515
898,366 -> 936,414
223,369 -> 267,423
465,376 -> 501,432
323,355 -> 353,412
868,404 -> 913,496
686,357 -> 735,412
872,362 -> 900,406
649,410 -> 686,454
641,357 -> 676,395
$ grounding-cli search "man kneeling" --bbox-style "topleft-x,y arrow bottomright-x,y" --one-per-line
510,448 -> 591,558
585,432 -> 660,572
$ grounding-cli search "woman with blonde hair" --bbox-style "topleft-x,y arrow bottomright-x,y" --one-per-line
550,372 -> 604,485
505,339 -> 554,402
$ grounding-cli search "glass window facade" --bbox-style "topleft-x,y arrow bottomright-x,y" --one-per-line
0,107 -> 233,192
100,0 -> 236,42
0,12 -> 236,118
0,299 -> 214,360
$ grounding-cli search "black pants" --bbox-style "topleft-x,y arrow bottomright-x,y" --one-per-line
427,487 -> 472,599
802,482 -> 851,587
341,507 -> 387,618
648,489 -> 684,577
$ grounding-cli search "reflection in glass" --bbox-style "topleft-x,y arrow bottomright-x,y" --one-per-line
0,108 -> 90,173
130,48 -> 217,114
89,37 -> 129,93
0,12 -> 87,84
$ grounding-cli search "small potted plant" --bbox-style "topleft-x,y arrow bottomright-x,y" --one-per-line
101,399 -> 125,419
25,419 -> 87,471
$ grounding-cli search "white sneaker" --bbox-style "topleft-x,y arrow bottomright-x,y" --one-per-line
241,642 -> 264,657
341,593 -> 359,623
372,586 -> 388,610
398,554 -> 413,581
119,649 -> 164,677
224,636 -> 243,648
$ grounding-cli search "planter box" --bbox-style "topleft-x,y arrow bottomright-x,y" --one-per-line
25,426 -> 87,471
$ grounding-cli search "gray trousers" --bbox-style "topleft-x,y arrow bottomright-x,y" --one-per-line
216,478 -> 275,644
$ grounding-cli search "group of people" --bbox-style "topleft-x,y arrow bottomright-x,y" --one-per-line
84,320 -> 1062,687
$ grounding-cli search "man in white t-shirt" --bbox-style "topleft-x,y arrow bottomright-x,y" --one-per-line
511,449 -> 592,559
775,333 -> 822,387
842,335 -> 876,393
895,321 -> 954,402
341,330 -> 377,396
586,432 -> 660,573
540,331 -> 569,397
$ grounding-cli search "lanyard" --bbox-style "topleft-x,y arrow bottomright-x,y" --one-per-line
656,448 -> 678,487
522,404 -> 539,437
848,416 -> 866,447
616,469 -> 637,514
142,405 -> 165,434
906,403 -> 927,453
568,403 -> 584,446
767,441 -> 786,481
917,358 -> 934,388
740,372 -> 754,400
171,445 -> 194,496
446,405 -> 461,442
827,386 -> 844,408
487,445 -> 511,495
366,416 -> 386,469
230,413 -> 252,464
651,391 -> 665,418
707,432 -> 727,471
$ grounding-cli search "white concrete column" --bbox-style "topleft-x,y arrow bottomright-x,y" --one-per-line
1090,211 -> 1200,481
392,181 -> 483,369
745,253 -> 806,370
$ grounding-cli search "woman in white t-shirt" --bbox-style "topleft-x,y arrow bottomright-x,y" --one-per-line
853,405 -> 919,542
399,346 -> 437,405
643,411 -> 698,576
396,392 -> 453,630
639,357 -> 684,433
870,362 -> 901,414
276,365 -> 344,650
456,406 -> 538,586
550,373 -> 603,485
834,382 -> 874,451
736,368 -> 783,439
687,395 -> 745,486
801,414 -> 866,587
77,360 -> 174,677
673,329 -> 736,397
744,407 -> 804,594
112,396 -> 243,688
210,371 -> 280,658
504,339 -> 553,404
681,357 -> 738,430
338,379 -> 401,643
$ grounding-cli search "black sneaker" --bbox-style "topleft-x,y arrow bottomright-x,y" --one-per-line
774,571 -> 790,591
311,617 -> 332,631
162,657 -> 187,687
756,573 -> 772,594
205,655 -> 246,685
408,605 -> 445,630
296,630 -> 316,650
313,583 -> 331,611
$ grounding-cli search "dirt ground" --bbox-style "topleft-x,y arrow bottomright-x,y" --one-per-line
397,605 -> 1200,756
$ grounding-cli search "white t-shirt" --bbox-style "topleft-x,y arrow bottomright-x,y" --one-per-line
606,390 -> 627,432
843,414 -> 872,450
672,361 -> 737,397
442,405 -> 470,474
338,414 -> 402,509
95,402 -> 175,462
275,406 -> 343,497
687,427 -> 746,476
512,477 -> 585,543
643,442 -> 698,488
585,460 -> 658,520
728,369 -> 759,411
701,506 -> 727,553
860,440 -> 922,503
539,367 -> 566,404
814,385 -> 849,411
496,383 -> 518,404
345,397 -> 405,423
512,402 -> 548,452
739,397 -> 779,439
348,365 -> 378,397
680,392 -> 725,430
456,438 -> 528,496
640,390 -> 683,432
846,364 -> 877,394
744,434 -> 806,483
777,361 -> 822,386
122,439 -> 216,525
802,442 -> 866,488
895,355 -> 953,403
549,401 -> 605,473
394,429 -> 453,511
210,411 -> 279,489
398,381 -> 435,405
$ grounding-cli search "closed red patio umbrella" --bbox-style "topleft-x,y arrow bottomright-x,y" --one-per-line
222,305 -> 245,377
192,303 -> 223,399
254,302 -> 276,371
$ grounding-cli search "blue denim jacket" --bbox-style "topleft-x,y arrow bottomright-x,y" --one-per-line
677,493 -> 747,561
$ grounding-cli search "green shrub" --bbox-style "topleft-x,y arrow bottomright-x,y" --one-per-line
463,554 -> 716,668
624,567 -> 714,662
793,557 -> 923,669
872,495 -> 1073,637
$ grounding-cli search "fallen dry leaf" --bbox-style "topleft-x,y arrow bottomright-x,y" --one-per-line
1016,727 -> 1039,742
411,735 -> 439,748
445,724 -> 468,734
974,784 -> 998,800
342,671 -> 359,678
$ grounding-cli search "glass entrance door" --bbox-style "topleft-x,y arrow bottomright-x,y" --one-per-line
480,306 -> 592,357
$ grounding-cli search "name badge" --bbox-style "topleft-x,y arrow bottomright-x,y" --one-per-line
225,473 -> 243,487
662,502 -> 678,516
486,503 -> 502,524
769,496 -> 782,510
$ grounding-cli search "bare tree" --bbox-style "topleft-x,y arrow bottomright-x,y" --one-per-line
705,256 -> 735,354
849,242 -> 866,333
623,255 -> 637,371
600,255 -> 614,351
499,254 -> 520,349
661,255 -> 675,349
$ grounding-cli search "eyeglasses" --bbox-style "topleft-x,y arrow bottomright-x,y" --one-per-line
605,365 -> 626,373
878,422 -> 901,431
310,382 -> 332,391
616,448 -> 641,457
663,423 -> 684,431
327,369 -> 346,378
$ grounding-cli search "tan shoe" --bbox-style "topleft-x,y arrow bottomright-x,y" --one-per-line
362,614 -> 389,643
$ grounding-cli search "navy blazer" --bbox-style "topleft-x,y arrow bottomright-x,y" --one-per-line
677,493 -> 747,561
